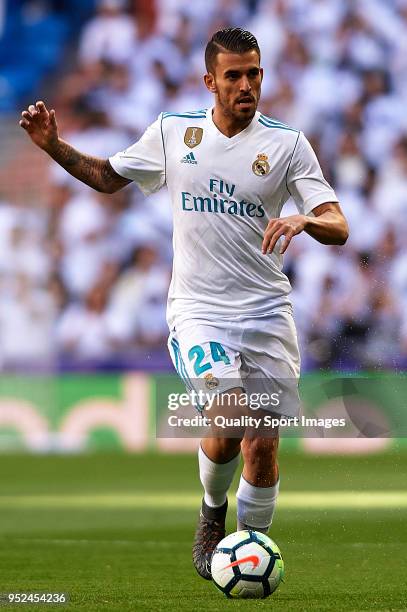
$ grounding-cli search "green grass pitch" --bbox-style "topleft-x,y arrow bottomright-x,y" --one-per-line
0,449 -> 406,611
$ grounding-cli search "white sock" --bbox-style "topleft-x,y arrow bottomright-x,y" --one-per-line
198,445 -> 240,508
236,475 -> 280,532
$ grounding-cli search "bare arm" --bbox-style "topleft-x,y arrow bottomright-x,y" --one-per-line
302,202 -> 349,245
19,101 -> 131,194
262,202 -> 349,255
45,139 -> 131,193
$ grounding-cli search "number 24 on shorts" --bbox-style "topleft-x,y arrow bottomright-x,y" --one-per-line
188,342 -> 231,376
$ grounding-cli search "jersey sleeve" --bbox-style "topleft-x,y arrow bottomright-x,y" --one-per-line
287,131 -> 338,215
109,115 -> 165,196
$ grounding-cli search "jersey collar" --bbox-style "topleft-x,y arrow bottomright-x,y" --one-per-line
206,107 -> 259,144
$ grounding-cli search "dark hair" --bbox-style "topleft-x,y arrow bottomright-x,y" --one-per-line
205,27 -> 260,73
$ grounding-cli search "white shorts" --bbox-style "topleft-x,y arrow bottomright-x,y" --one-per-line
168,311 -> 301,417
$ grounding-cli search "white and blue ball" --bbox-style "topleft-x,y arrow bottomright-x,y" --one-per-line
211,530 -> 284,599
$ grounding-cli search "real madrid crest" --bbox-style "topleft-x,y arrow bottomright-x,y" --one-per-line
184,127 -> 203,149
252,153 -> 270,176
204,372 -> 219,390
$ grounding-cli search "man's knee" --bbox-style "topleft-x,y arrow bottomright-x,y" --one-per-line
201,437 -> 242,463
242,436 -> 278,457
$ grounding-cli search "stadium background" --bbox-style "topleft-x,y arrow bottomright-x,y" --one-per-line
1,0 -> 407,448
0,1 -> 406,609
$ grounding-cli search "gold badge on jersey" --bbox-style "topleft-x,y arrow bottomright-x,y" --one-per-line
204,372 -> 219,390
252,153 -> 270,176
184,127 -> 203,148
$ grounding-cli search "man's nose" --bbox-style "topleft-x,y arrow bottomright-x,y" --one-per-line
239,76 -> 251,91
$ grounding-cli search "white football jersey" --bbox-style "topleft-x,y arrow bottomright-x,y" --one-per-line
109,108 -> 338,329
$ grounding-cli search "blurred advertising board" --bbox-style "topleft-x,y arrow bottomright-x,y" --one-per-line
0,373 -> 406,453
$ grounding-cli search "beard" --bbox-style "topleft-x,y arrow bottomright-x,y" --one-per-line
218,90 -> 259,124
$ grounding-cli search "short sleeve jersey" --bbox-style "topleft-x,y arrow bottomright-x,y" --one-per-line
109,108 -> 338,329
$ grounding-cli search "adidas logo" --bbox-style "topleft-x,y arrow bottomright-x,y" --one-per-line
181,152 -> 198,164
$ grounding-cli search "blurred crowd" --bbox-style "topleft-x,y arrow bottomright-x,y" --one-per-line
1,0 -> 407,370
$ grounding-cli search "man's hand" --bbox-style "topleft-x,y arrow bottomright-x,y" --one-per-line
19,100 -> 59,153
262,203 -> 349,255
18,101 -> 131,194
262,214 -> 307,255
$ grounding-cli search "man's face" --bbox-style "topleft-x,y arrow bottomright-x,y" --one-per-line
205,50 -> 263,122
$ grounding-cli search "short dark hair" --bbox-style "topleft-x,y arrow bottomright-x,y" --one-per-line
205,27 -> 260,73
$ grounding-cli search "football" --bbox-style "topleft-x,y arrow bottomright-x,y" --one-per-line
211,530 -> 284,599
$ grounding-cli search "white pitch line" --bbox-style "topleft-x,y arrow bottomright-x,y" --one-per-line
0,492 -> 406,509
2,539 -> 404,548
6,538 -> 177,547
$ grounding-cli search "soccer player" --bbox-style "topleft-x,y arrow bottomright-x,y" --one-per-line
20,28 -> 348,580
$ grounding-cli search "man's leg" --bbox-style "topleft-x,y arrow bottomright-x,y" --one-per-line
193,388 -> 244,580
236,436 -> 280,533
192,436 -> 242,580
199,437 -> 241,507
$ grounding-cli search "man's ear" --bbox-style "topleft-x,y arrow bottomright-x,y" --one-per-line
204,73 -> 217,94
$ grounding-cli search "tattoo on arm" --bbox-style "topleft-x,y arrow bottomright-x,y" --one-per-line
49,139 -> 131,193
101,159 -> 129,192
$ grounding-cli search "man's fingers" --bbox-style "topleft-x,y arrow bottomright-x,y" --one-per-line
263,224 -> 296,254
35,100 -> 47,113
279,232 -> 294,254
262,216 -> 305,255
20,101 -> 56,139
19,119 -> 34,132
267,228 -> 286,254
261,220 -> 278,253
23,108 -> 42,122
23,102 -> 51,129
263,226 -> 285,254
49,109 -> 57,127
276,227 -> 295,254
36,101 -> 50,123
